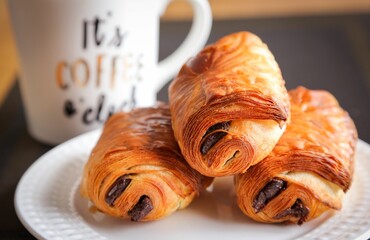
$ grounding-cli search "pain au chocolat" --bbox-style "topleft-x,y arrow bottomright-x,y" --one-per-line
80,105 -> 210,222
169,31 -> 290,177
235,87 -> 357,225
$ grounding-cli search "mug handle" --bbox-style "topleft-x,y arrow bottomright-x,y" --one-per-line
156,0 -> 212,91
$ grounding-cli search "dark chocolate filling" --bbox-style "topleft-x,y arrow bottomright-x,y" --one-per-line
105,175 -> 131,206
128,195 -> 154,221
253,178 -> 287,213
274,199 -> 309,225
200,121 -> 230,155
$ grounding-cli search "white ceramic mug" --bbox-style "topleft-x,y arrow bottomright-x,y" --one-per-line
8,0 -> 212,145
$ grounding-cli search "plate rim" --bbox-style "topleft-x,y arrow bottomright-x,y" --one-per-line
14,129 -> 102,240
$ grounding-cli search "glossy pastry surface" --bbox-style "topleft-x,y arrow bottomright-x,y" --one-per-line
169,31 -> 290,177
80,105 -> 209,222
235,87 -> 357,224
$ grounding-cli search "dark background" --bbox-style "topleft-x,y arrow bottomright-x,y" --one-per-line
1,14 -> 369,239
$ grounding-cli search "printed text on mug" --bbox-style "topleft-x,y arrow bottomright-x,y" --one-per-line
55,11 -> 143,125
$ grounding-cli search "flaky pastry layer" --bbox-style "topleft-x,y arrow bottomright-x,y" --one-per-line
80,105 -> 210,221
235,87 -> 357,224
169,31 -> 290,177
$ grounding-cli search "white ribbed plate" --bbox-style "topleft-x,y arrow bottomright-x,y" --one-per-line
15,129 -> 370,240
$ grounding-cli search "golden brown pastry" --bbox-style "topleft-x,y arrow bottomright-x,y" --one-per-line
235,87 -> 357,225
80,105 -> 210,222
169,31 -> 290,177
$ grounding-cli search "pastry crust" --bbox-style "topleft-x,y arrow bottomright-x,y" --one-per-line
80,105 -> 210,221
169,32 -> 290,177
235,87 -> 357,224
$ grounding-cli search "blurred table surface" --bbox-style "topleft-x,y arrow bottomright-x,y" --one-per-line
1,2 -> 370,239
